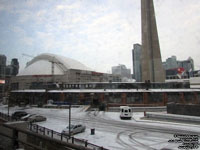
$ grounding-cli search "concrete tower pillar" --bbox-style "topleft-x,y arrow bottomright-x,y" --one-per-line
141,0 -> 165,82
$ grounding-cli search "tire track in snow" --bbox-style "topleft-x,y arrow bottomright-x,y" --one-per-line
129,132 -> 157,150
116,131 -> 138,150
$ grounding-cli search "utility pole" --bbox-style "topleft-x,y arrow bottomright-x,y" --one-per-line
7,89 -> 10,117
69,104 -> 71,138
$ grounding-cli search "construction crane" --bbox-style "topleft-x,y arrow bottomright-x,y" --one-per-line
22,53 -> 35,58
49,57 -> 56,82
22,53 -> 35,67
22,54 -> 64,83
49,57 -> 64,83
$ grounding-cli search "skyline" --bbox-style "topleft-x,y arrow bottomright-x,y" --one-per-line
0,0 -> 200,73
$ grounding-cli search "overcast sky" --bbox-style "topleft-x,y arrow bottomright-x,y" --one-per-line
0,0 -> 200,73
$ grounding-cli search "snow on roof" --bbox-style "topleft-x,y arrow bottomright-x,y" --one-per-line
48,89 -> 200,93
11,89 -> 200,93
11,89 -> 46,93
18,53 -> 93,76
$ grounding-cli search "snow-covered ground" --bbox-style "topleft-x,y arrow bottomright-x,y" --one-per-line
0,105 -> 200,150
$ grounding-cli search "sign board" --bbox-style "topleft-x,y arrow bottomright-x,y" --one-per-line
0,80 -> 5,84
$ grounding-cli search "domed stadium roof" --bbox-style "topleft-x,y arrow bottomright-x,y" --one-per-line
18,53 -> 93,76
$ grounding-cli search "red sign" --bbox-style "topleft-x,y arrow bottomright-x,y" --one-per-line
177,67 -> 185,74
0,80 -> 5,84
92,72 -> 103,76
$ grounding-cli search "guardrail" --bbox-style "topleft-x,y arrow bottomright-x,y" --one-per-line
145,112 -> 200,123
28,123 -> 108,150
0,112 -> 13,121
0,112 -> 109,150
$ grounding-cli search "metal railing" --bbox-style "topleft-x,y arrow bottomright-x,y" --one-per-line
0,112 -> 13,121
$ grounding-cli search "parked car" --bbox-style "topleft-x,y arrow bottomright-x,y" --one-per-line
47,99 -> 54,105
62,124 -> 86,135
27,115 -> 47,123
12,111 -> 28,120
21,114 -> 36,121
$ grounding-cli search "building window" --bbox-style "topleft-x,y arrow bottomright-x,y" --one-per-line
148,93 -> 163,103
127,93 -> 143,104
109,93 -> 121,103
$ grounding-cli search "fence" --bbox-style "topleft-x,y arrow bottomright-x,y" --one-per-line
0,112 -> 13,121
0,112 -> 109,150
28,123 -> 108,150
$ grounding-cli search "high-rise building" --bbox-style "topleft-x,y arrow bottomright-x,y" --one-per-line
10,58 -> 19,76
162,56 -> 195,79
0,54 -> 6,99
0,54 -> 6,79
132,44 -> 142,82
162,56 -> 178,70
163,56 -> 194,72
0,55 -> 20,99
177,57 -> 194,72
141,0 -> 165,82
112,64 -> 131,80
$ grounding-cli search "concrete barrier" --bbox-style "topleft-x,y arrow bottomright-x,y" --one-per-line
167,103 -> 200,117
145,112 -> 200,124
108,106 -> 166,112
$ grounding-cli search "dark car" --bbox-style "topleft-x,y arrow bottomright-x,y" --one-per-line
12,111 -> 28,120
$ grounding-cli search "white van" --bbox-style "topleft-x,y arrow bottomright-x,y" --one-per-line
120,106 -> 132,119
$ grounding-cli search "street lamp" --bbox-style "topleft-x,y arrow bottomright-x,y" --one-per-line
68,103 -> 71,138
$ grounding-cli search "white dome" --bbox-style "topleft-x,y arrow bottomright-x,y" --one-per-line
18,53 -> 93,76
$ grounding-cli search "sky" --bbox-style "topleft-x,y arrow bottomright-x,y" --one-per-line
0,0 -> 200,73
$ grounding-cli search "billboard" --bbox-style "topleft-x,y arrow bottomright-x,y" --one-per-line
0,80 -> 5,84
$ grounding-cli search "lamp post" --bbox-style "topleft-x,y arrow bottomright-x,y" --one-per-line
90,93 -> 94,106
7,91 -> 10,117
68,103 -> 71,138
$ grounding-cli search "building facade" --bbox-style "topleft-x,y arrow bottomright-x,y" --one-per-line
132,44 -> 142,82
163,56 -> 178,70
177,57 -> 194,72
163,56 -> 194,79
112,64 -> 131,81
0,55 -> 19,100
9,54 -> 200,107
10,82 -> 200,107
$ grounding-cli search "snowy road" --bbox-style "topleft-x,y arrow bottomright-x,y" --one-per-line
1,105 -> 200,150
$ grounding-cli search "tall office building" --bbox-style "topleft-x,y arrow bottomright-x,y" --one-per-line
132,44 -> 142,82
177,57 -> 194,72
0,54 -> 6,98
163,56 -> 194,72
162,56 -> 194,78
141,0 -> 165,82
10,58 -> 19,76
0,55 -> 6,79
163,56 -> 178,70
112,64 -> 131,80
